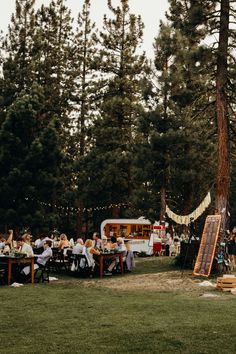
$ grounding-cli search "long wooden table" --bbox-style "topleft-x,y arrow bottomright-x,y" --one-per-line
95,252 -> 124,278
0,255 -> 34,285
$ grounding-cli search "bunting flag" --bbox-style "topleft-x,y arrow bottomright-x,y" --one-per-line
165,192 -> 211,225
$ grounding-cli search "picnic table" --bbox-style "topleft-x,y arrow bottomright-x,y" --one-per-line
94,251 -> 124,278
0,255 -> 34,285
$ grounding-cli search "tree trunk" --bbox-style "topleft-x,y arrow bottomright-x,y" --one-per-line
76,208 -> 83,238
112,205 -> 120,218
215,0 -> 230,233
160,185 -> 166,222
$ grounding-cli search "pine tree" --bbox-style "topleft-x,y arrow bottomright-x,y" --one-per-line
72,0 -> 99,156
134,1 -> 217,225
0,0 -> 74,232
161,0 -> 236,233
215,0 -> 230,230
0,83 -> 62,232
81,0 -> 146,222
163,3 -> 216,217
70,0 -> 100,235
0,0 -> 36,125
33,0 -> 78,232
34,0 -> 74,124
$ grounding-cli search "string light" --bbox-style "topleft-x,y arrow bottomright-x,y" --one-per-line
19,197 -> 133,214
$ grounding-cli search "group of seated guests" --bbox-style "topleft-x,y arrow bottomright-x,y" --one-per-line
34,231 -> 133,275
71,232 -> 134,275
0,230 -> 53,283
1,229 -> 134,281
34,233 -> 71,250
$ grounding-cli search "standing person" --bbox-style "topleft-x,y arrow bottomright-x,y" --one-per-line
92,232 -> 102,249
125,240 -> 135,272
165,232 -> 171,256
233,235 -> 236,269
166,235 -> 174,257
226,232 -> 236,270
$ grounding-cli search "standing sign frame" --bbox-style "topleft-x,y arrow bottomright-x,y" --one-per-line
193,215 -> 221,277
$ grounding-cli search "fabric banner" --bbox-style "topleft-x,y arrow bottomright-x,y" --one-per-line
166,192 -> 211,225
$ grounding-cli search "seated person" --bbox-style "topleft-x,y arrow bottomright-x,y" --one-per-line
0,229 -> 13,251
0,231 -> 13,282
17,236 -> 34,257
58,233 -> 70,250
34,235 -> 44,248
92,232 -> 102,249
72,238 -> 84,254
117,237 -> 127,254
19,240 -> 53,282
35,240 -> 53,267
82,239 -> 100,269
34,234 -> 51,249
105,238 -> 127,275
101,236 -> 109,250
12,237 -> 34,282
22,233 -> 32,245
69,237 -> 75,248
109,236 -> 118,249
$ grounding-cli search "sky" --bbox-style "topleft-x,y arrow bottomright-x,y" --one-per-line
0,0 -> 170,59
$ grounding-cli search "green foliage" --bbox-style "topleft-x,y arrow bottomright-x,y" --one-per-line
0,0 -> 235,235
132,1 -> 217,224
0,83 -> 63,231
78,0 -> 146,222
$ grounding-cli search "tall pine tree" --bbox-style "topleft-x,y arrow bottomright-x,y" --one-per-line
81,0 -> 146,225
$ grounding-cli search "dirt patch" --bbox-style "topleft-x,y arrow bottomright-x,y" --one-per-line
82,271 -> 217,292
49,266 -> 221,294
98,272 -> 200,291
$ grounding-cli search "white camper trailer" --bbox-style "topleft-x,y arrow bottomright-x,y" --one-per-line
100,217 -> 166,254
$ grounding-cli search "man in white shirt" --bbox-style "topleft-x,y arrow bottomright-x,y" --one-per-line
35,240 -> 53,267
34,235 -> 44,248
92,232 -> 102,249
72,238 -> 84,255
13,236 -> 34,282
35,235 -> 51,249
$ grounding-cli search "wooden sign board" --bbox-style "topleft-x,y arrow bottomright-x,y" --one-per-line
193,215 -> 221,277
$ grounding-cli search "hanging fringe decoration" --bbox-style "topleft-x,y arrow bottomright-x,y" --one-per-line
166,192 -> 211,225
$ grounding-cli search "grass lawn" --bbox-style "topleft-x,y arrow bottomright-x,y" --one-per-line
0,257 -> 235,354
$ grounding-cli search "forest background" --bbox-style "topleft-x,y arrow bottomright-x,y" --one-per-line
0,0 -> 235,238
